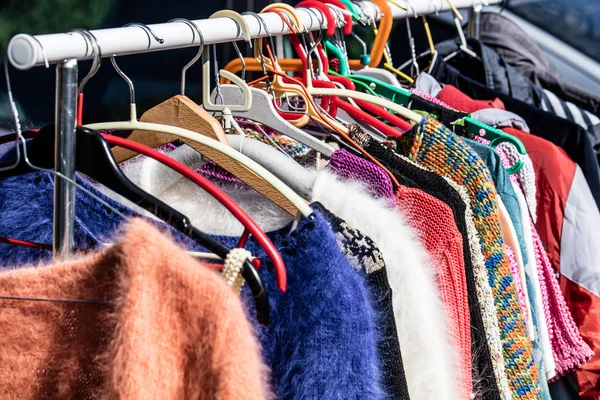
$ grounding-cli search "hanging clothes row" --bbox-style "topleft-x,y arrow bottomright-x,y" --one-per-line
1,1 -> 599,399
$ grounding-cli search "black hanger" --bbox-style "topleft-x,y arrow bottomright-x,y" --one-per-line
0,125 -> 270,325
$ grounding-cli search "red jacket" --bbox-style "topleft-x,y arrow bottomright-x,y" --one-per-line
439,85 -> 600,398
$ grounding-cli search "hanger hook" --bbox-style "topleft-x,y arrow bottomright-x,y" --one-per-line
67,29 -> 102,94
168,18 -> 204,95
123,22 -> 164,47
112,23 -> 164,105
302,8 -> 325,77
242,11 -> 273,79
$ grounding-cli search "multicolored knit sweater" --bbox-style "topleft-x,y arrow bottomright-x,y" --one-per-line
396,117 -> 541,399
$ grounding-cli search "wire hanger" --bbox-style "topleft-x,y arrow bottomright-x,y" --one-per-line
2,50 -> 269,323
83,24 -> 312,217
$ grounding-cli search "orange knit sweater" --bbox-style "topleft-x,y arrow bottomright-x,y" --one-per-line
395,186 -> 472,399
0,219 -> 270,399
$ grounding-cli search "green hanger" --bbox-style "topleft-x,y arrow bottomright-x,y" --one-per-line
320,1 -> 526,175
328,70 -> 378,96
339,0 -> 362,22
463,117 -> 525,174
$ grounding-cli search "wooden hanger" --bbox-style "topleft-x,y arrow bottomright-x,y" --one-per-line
107,19 -> 306,216
85,49 -> 311,217
115,19 -> 231,163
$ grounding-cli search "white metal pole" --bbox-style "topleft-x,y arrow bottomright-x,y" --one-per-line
7,0 -> 501,71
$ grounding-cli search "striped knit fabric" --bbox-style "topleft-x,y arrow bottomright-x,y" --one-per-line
396,117 -> 541,399
445,179 -> 513,400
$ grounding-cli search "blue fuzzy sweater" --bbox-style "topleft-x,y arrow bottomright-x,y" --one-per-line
0,171 -> 384,400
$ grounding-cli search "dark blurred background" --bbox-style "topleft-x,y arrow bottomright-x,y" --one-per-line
1,0 -> 598,132
0,0 -> 467,131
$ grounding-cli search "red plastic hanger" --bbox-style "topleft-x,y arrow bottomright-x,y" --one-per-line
102,134 -> 287,291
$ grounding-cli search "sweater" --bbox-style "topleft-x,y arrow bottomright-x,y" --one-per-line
357,139 -> 501,400
396,117 -> 541,399
328,148 -> 396,201
445,179 -> 512,400
435,86 -> 600,396
116,152 -> 460,400
394,185 -> 472,400
0,218 -> 270,399
0,171 -> 385,399
316,205 -> 410,399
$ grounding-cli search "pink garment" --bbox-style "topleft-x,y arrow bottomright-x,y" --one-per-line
394,186 -> 472,399
505,243 -> 528,318
328,149 -> 395,200
410,88 -> 454,109
531,206 -> 594,378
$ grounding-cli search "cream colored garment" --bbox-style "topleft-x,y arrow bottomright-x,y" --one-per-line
512,181 -> 556,380
102,151 -> 461,400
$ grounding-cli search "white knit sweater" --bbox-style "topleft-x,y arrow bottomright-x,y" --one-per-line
104,151 -> 461,400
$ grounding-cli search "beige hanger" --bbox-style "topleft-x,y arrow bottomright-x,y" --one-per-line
115,19 -> 230,163
96,24 -> 308,216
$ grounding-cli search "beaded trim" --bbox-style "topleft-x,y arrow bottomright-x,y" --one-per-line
223,248 -> 253,293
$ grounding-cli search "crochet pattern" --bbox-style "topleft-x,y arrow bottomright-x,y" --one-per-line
397,117 -> 541,399
328,148 -> 395,201
445,179 -> 512,400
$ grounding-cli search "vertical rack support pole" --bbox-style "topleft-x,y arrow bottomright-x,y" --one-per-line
53,59 -> 78,258
467,4 -> 482,40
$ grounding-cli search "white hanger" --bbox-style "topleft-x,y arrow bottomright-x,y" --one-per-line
84,26 -> 312,217
202,11 -> 254,112
216,85 -> 336,157
303,74 -> 424,123
212,11 -> 337,157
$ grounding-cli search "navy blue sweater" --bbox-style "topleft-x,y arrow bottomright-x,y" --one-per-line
0,171 -> 384,399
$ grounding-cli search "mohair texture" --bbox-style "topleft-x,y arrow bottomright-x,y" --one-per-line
396,117 -> 541,399
0,219 -> 271,399
0,171 -> 385,399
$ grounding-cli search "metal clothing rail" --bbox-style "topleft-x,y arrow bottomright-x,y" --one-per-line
6,0 -> 499,257
8,0 -> 499,70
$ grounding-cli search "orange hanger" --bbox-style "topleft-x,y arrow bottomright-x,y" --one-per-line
366,0 -> 392,67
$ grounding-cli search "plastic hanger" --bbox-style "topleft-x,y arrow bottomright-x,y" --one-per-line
0,126 -> 271,324
248,6 -> 410,189
252,5 -> 424,126
84,24 -> 311,217
253,4 -> 352,133
201,11 -> 253,113
210,10 -> 337,156
123,19 -> 233,157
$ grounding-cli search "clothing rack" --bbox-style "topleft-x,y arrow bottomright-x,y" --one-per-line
6,0 -> 501,257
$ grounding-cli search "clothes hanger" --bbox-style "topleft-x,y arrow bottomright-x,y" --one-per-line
247,5 -> 411,188
2,56 -> 272,321
205,10 -> 336,156
247,4 -> 354,135
66,29 -> 102,125
124,19 -> 232,155
251,4 -> 424,126
2,126 -> 272,324
83,24 -> 311,217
